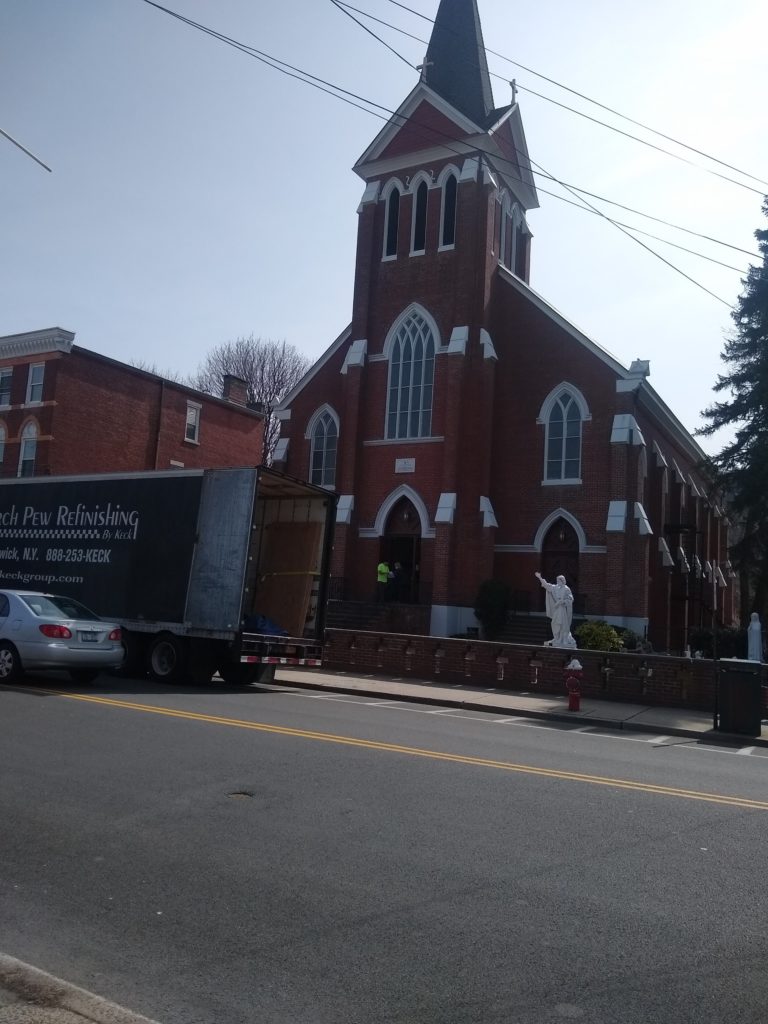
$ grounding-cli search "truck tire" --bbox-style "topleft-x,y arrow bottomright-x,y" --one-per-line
148,634 -> 188,683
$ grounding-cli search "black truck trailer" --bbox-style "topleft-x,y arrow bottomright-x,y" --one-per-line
0,466 -> 336,683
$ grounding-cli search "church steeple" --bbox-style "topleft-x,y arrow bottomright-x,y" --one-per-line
423,0 -> 495,127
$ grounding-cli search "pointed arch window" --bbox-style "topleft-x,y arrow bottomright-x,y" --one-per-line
310,411 -> 338,488
411,180 -> 428,254
384,185 -> 401,258
440,173 -> 457,248
546,392 -> 582,482
18,421 -> 37,478
386,312 -> 436,439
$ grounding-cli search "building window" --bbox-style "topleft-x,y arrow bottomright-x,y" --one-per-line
0,369 -> 12,407
310,411 -> 338,488
546,392 -> 582,481
0,425 -> 5,466
514,223 -> 528,278
411,180 -> 428,254
18,421 -> 37,477
440,173 -> 457,248
386,312 -> 436,439
26,363 -> 44,404
185,402 -> 201,443
384,186 -> 400,258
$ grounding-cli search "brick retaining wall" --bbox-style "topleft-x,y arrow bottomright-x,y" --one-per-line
324,629 -> 768,713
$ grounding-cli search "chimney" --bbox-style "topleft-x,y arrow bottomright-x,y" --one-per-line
222,374 -> 248,406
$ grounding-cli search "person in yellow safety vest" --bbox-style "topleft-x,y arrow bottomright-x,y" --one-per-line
377,560 -> 390,602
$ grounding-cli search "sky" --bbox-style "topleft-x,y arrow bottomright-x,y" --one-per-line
2,0 -> 766,453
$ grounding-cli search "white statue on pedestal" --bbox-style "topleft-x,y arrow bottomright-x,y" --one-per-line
747,612 -> 763,662
535,572 -> 577,648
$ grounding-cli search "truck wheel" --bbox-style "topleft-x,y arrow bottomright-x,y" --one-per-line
0,642 -> 21,682
148,634 -> 188,682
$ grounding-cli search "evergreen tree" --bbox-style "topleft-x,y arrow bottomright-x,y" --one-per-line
699,198 -> 768,614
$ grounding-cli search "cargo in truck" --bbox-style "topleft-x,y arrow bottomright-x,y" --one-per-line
0,466 -> 336,684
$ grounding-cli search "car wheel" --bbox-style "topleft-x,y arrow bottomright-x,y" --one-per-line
69,669 -> 99,684
0,642 -> 21,682
148,634 -> 188,682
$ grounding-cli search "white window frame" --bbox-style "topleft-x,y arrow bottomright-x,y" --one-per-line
537,384 -> 590,486
17,421 -> 37,477
185,401 -> 201,444
409,172 -> 432,257
307,405 -> 339,489
25,363 -> 44,405
381,178 -> 404,262
384,308 -> 437,440
0,369 -> 12,408
437,165 -> 459,251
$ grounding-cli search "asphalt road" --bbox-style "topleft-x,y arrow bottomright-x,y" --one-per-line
1,672 -> 768,1024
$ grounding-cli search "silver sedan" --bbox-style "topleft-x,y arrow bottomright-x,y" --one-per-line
0,590 -> 124,683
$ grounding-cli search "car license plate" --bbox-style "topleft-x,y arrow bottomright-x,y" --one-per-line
80,632 -> 98,643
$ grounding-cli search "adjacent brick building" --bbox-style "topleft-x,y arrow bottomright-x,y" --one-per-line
275,0 -> 736,652
0,327 -> 263,477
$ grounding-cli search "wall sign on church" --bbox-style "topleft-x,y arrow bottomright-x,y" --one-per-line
395,458 -> 416,474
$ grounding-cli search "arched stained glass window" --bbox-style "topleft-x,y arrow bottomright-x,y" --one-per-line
310,411 -> 338,488
386,313 -> 436,439
546,392 -> 582,481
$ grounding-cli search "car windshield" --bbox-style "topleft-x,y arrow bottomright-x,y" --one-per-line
20,595 -> 101,620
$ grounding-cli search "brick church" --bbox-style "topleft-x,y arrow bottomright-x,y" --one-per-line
275,0 -> 734,653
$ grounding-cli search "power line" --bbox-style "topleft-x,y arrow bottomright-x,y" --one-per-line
383,0 -> 768,190
329,0 -> 415,70
0,126 -> 52,173
330,0 -> 733,305
142,0 -> 748,297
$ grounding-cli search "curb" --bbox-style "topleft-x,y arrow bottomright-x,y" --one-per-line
271,678 -> 768,748
0,957 -> 161,1024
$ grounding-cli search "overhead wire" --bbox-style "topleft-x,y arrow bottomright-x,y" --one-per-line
142,0 -> 756,263
141,0 -> 750,294
328,0 -> 734,305
383,0 -> 768,190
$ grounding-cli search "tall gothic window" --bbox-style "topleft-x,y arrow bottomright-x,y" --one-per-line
411,180 -> 428,253
546,392 -> 582,481
310,410 -> 338,488
386,312 -> 436,439
384,186 -> 400,258
440,173 -> 457,247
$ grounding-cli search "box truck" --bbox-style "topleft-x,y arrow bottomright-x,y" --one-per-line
0,466 -> 336,684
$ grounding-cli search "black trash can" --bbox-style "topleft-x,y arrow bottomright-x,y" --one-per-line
718,659 -> 763,736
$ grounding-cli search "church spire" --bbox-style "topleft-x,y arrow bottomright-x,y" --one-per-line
423,0 -> 495,127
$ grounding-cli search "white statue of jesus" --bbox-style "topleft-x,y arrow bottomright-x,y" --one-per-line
535,572 -> 577,648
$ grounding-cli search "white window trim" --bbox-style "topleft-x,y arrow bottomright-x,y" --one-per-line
384,307 -> 438,441
17,421 -> 37,477
437,164 -> 460,251
185,401 -> 201,445
538,383 -> 590,485
0,369 -> 12,408
25,363 -> 44,406
409,173 -> 431,257
381,177 -> 405,261
307,405 -> 339,489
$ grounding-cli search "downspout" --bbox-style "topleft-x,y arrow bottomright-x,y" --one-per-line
153,378 -> 165,469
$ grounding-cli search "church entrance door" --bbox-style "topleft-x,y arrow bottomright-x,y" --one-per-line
382,497 -> 421,602
540,518 -> 580,612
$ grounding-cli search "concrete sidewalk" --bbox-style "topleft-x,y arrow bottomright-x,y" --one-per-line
274,667 -> 768,746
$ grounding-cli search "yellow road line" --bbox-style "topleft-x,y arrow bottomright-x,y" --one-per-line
41,688 -> 768,811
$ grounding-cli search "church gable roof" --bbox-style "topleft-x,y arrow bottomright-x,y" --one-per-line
424,0 -> 495,127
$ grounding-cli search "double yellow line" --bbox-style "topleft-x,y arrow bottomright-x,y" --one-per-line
44,689 -> 768,811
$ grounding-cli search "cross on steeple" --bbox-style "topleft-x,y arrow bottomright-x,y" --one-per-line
510,79 -> 517,105
416,59 -> 434,83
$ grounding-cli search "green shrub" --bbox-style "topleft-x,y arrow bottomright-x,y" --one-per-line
574,620 -> 624,652
473,579 -> 512,640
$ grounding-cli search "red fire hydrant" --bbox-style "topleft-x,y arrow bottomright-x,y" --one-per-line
564,658 -> 583,711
